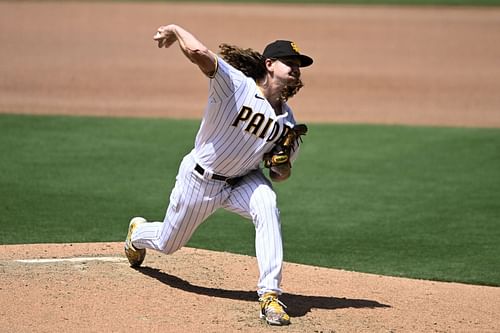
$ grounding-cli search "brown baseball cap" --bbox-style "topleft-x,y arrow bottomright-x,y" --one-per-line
262,40 -> 313,67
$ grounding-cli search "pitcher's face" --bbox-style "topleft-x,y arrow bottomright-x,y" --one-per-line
274,57 -> 301,84
266,57 -> 301,87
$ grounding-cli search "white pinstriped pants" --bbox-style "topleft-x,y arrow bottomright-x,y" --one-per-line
132,152 -> 284,296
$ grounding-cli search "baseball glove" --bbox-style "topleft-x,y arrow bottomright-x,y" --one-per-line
263,124 -> 308,181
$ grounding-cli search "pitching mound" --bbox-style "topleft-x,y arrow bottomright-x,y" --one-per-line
0,242 -> 498,332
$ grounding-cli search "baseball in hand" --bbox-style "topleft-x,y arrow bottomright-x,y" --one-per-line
153,25 -> 178,48
153,31 -> 163,40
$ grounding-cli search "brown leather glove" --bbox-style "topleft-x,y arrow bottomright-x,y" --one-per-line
263,124 -> 308,181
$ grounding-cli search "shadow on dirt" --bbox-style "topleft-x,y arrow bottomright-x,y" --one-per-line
137,266 -> 390,317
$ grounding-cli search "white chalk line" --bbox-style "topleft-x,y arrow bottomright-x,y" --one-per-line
16,256 -> 127,264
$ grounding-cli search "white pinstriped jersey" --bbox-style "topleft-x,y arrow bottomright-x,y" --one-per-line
131,56 -> 304,297
193,57 -> 298,177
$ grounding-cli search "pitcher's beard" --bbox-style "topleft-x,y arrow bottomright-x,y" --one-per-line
280,77 -> 304,102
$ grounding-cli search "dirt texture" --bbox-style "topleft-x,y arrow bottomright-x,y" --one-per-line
1,1 -> 500,332
1,2 -> 500,127
1,243 -> 499,333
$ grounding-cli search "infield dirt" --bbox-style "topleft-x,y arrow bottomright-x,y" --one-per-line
1,242 -> 500,332
0,2 -> 499,332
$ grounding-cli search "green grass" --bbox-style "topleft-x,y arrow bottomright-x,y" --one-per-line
1,114 -> 499,286
0,114 -> 196,243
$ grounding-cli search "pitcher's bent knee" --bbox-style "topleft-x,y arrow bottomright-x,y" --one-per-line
249,186 -> 279,224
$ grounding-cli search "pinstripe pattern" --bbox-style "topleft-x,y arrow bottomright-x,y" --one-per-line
223,170 -> 283,294
131,57 -> 300,296
133,153 -> 227,254
195,58 -> 297,177
132,153 -> 283,295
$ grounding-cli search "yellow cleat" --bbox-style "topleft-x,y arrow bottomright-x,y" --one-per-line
124,217 -> 147,267
259,292 -> 291,326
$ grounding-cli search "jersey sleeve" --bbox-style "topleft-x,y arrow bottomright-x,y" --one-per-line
208,57 -> 246,104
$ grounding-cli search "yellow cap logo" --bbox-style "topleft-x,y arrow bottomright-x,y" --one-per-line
290,42 -> 300,53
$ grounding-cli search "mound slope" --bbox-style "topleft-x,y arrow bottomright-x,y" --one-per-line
1,243 -> 499,332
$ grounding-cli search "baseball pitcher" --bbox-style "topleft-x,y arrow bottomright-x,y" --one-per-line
124,24 -> 313,326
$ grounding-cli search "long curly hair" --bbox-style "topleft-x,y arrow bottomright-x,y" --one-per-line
218,43 -> 303,101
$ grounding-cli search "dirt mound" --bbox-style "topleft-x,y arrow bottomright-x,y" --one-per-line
1,243 -> 498,332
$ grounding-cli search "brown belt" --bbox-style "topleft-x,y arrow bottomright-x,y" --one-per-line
194,164 -> 242,186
